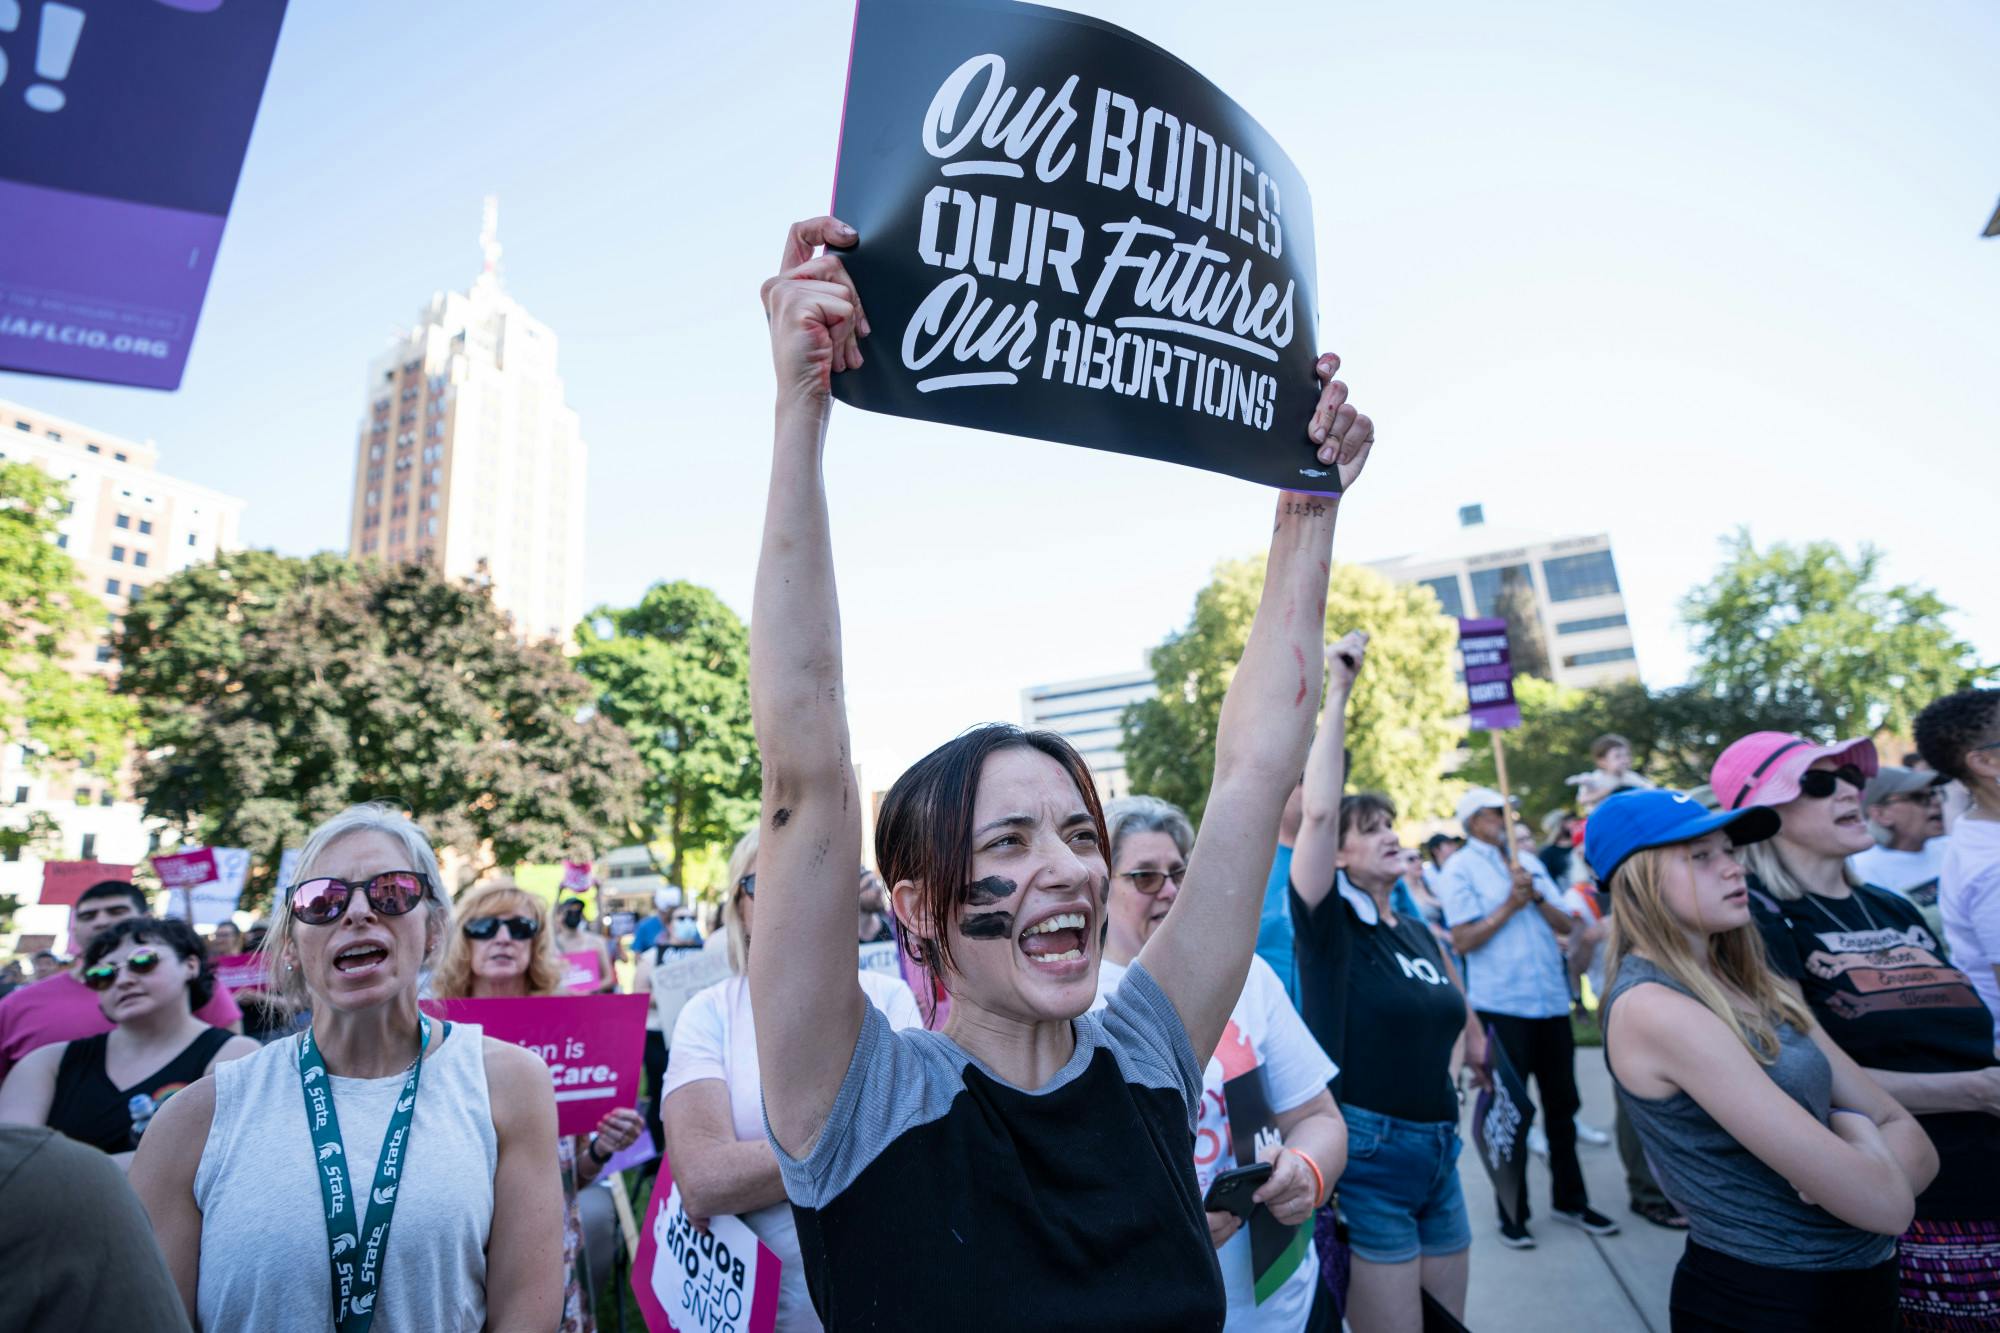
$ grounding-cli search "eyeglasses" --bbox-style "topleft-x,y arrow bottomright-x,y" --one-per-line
82,949 -> 163,991
737,874 -> 755,898
1883,789 -> 1943,807
463,915 -> 538,942
288,871 -> 432,926
1796,766 -> 1866,800
1117,867 -> 1188,895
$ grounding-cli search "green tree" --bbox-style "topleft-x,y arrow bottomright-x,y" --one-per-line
1123,558 -> 1462,824
574,581 -> 759,886
1684,531 -> 1987,736
0,462 -> 136,775
118,555 -> 646,904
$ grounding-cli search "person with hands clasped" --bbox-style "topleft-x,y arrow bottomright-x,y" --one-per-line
128,804 -> 566,1333
1095,790 -> 1347,1332
430,880 -> 645,1333
1438,787 -> 1613,1248
750,215 -> 1375,1329
1592,789 -> 1938,1332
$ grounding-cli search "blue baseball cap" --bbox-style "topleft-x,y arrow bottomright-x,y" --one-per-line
1584,789 -> 1780,887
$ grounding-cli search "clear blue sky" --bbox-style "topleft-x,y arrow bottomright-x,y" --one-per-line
7,0 -> 1996,781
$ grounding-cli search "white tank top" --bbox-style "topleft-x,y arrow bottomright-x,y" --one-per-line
194,1021 -> 498,1332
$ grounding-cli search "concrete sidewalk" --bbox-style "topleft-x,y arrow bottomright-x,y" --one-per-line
1453,1047 -> 1682,1332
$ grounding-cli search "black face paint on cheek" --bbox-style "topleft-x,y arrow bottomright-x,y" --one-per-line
961,876 -> 1017,906
958,911 -> 1014,940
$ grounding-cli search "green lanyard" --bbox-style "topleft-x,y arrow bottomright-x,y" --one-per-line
297,1015 -> 439,1333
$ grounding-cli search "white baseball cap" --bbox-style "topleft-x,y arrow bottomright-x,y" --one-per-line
1454,787 -> 1514,829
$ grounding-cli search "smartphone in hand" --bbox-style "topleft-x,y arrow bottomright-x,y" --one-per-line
1202,1161 -> 1273,1220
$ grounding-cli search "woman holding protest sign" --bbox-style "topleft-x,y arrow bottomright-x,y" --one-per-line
661,827 -> 923,1332
0,916 -> 257,1164
1592,789 -> 1937,1331
432,879 -> 646,1333
1095,790 -> 1348,1332
128,803 -> 567,1332
747,214 -> 1374,1327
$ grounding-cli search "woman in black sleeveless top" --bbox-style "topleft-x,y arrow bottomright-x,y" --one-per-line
0,917 -> 255,1160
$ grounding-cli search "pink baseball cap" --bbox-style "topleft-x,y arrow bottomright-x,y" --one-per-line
1710,732 -> 1880,811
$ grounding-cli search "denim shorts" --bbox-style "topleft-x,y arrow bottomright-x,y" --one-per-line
1337,1104 -> 1472,1264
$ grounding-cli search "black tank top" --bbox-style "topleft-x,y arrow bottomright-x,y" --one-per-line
49,1027 -> 233,1154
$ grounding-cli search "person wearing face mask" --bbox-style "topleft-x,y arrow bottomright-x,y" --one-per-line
0,881 -> 242,1085
1096,788 -> 1348,1333
0,917 -> 256,1163
1288,639 -> 1485,1330
432,881 -> 644,1333
553,897 -> 616,994
748,214 -> 1374,1328
1591,789 -> 1937,1331
128,803 -> 566,1332
1714,732 -> 2000,1328
661,829 -> 922,1332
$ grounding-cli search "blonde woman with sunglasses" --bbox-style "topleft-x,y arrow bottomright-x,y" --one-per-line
0,916 -> 256,1166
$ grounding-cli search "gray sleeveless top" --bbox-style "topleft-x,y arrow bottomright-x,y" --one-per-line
194,1021 -> 498,1331
1602,957 -> 1894,1271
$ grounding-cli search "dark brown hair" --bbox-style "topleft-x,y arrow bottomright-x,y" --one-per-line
878,724 -> 1108,980
83,916 -> 216,1012
1338,792 -> 1399,847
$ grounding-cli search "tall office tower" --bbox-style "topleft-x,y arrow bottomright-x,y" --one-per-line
347,198 -> 586,644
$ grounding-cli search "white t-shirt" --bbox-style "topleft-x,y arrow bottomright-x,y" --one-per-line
1852,838 -> 1949,898
664,970 -> 923,1331
1939,817 -> 2000,1033
1095,955 -> 1336,1333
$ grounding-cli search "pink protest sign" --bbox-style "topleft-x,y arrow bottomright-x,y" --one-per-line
562,949 -> 605,994
422,993 -> 646,1136
631,1158 -> 781,1333
211,953 -> 267,995
561,860 -> 594,892
38,861 -> 136,907
153,847 -> 220,890
1457,617 -> 1522,731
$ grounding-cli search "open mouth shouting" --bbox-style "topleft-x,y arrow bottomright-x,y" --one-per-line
1020,911 -> 1089,965
332,939 -> 392,979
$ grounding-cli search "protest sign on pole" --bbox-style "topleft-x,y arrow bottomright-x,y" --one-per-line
210,952 -> 267,995
1470,1026 -> 1537,1229
560,860 -> 594,893
1459,616 -> 1525,859
0,1 -> 289,389
153,847 -> 219,921
830,0 -> 1325,490
631,1161 -> 782,1333
160,847 -> 249,927
37,860 -> 134,907
422,993 -> 647,1137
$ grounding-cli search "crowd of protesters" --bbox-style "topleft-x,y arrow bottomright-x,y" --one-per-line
0,215 -> 1995,1333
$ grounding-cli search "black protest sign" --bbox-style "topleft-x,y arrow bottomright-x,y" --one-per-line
1470,1026 -> 1536,1228
1222,1064 -> 1312,1304
830,0 -> 1328,491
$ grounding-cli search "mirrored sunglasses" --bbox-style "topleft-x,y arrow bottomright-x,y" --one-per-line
288,871 -> 432,926
83,948 -> 163,991
463,915 -> 539,942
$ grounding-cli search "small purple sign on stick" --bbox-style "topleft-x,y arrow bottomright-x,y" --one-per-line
1458,617 -> 1521,731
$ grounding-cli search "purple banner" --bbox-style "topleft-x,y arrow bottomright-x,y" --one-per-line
0,0 -> 288,390
1458,616 -> 1520,731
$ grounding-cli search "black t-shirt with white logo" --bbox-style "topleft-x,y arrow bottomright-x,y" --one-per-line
1750,877 -> 1999,1221
1290,876 -> 1467,1123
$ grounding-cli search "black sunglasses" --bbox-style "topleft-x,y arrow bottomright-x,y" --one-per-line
83,948 -> 163,991
289,871 -> 432,926
1796,766 -> 1867,800
737,874 -> 755,899
463,915 -> 539,942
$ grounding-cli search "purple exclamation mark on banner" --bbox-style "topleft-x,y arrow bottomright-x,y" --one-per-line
24,1 -> 83,112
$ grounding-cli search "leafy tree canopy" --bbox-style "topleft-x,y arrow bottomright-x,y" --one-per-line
1123,557 -> 1462,824
574,581 -> 759,885
1683,531 -> 1987,737
118,554 -> 645,904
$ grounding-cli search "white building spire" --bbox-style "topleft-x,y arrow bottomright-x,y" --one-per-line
479,194 -> 503,288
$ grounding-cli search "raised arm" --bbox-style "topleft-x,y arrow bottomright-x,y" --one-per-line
749,217 -> 872,1158
1138,357 -> 1375,1059
1289,633 -> 1368,910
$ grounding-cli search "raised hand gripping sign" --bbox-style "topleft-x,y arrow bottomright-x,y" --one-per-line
631,1162 -> 781,1333
831,0 -> 1328,490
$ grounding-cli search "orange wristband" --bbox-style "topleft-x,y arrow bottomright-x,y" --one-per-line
1285,1146 -> 1327,1210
